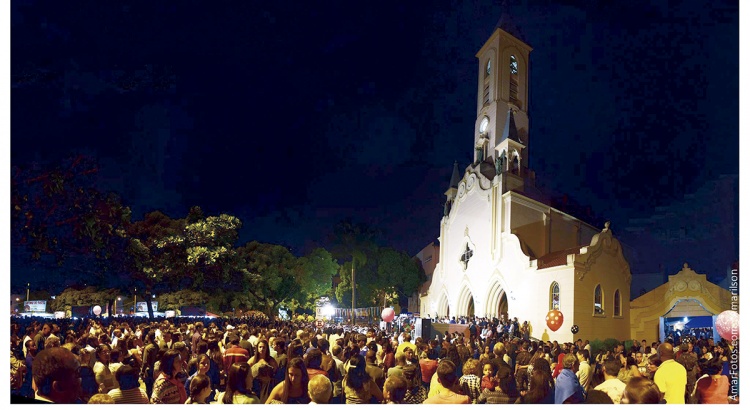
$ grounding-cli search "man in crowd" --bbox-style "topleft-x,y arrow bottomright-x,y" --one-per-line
555,353 -> 585,404
32,347 -> 82,403
654,342 -> 687,404
33,323 -> 51,352
594,359 -> 626,404
423,360 -> 469,404
576,349 -> 592,391
365,349 -> 385,390
223,334 -> 250,370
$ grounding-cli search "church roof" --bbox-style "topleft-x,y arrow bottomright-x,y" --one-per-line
448,161 -> 461,189
495,0 -> 527,44
499,108 -> 522,144
536,246 -> 585,270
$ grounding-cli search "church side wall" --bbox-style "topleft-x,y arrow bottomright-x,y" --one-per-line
509,202 -> 546,258
549,211 -> 581,252
573,262 -> 631,343
516,265 -> 577,343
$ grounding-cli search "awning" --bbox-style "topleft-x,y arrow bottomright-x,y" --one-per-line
685,316 -> 713,328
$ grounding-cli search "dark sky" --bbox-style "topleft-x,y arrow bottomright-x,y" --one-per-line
10,1 -> 739,285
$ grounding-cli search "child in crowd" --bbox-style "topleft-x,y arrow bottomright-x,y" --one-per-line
481,363 -> 498,391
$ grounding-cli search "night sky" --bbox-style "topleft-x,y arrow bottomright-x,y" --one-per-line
10,1 -> 739,289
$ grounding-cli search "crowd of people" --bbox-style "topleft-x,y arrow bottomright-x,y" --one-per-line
10,314 -> 739,404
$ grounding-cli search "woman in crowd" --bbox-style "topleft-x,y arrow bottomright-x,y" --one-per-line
248,338 -> 278,373
522,358 -> 555,404
401,363 -> 427,404
458,358 -> 482,404
618,353 -> 641,384
93,344 -> 118,393
150,349 -> 187,404
266,357 -> 311,404
185,373 -> 212,404
184,354 -> 216,403
220,362 -> 260,404
381,340 -> 396,372
693,357 -> 730,404
621,378 -> 663,404
342,354 -> 383,404
646,354 -> 662,381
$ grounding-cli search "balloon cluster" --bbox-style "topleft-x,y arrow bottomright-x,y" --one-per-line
546,310 -> 563,332
715,310 -> 739,341
381,307 -> 395,323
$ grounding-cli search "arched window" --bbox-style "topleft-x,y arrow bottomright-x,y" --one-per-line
594,285 -> 604,315
485,59 -> 491,78
550,282 -> 560,311
509,55 -> 519,105
614,289 -> 621,317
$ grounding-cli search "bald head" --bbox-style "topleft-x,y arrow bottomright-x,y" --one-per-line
658,343 -> 674,361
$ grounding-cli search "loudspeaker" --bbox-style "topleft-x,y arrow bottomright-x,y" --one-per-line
413,318 -> 432,341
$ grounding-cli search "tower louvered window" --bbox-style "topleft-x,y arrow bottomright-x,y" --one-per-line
509,55 -> 519,105
483,59 -> 491,105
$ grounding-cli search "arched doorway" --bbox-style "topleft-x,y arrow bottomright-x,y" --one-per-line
436,290 -> 450,319
457,285 -> 475,318
498,292 -> 508,319
660,299 -> 716,342
485,277 -> 509,320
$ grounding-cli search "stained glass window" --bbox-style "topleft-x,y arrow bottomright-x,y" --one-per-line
550,282 -> 560,311
594,285 -> 604,315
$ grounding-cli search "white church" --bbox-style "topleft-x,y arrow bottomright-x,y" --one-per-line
420,17 -> 632,343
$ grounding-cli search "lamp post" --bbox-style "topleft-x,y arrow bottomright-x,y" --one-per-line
134,288 -> 137,315
26,283 -> 30,302
351,263 -> 356,326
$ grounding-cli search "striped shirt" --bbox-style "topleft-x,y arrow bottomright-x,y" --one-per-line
108,388 -> 150,404
223,346 -> 250,370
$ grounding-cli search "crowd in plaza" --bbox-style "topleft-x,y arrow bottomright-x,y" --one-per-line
10,313 -> 739,404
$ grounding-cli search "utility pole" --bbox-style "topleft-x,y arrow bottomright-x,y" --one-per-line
351,263 -> 356,326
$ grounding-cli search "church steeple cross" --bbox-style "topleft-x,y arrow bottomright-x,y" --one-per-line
461,243 -> 474,269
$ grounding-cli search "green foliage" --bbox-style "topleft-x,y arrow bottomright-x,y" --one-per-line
49,287 -> 118,312
623,339 -> 634,353
588,339 -> 606,359
236,241 -> 305,314
296,248 -> 339,308
157,290 -> 210,310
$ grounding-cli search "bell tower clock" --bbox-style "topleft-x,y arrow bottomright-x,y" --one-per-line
473,12 -> 532,169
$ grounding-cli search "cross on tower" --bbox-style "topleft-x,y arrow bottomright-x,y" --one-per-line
461,243 -> 473,270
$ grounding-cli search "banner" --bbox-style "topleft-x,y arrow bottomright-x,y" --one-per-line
24,300 -> 46,313
136,301 -> 158,312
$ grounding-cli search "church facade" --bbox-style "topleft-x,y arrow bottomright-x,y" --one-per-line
420,20 -> 632,343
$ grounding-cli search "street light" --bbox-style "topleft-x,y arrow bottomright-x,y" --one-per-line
26,283 -> 30,302
113,297 -> 122,316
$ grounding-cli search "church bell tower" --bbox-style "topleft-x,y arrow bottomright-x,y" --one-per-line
473,12 -> 532,175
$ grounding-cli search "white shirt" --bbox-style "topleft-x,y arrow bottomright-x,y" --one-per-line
595,378 -> 626,404
576,361 -> 592,390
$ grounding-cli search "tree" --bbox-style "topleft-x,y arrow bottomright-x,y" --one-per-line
124,208 -> 243,319
236,241 -> 305,316
11,155 -> 132,293
296,248 -> 339,309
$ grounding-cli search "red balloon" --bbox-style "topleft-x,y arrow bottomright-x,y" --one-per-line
546,310 -> 564,332
381,307 -> 395,323
715,310 -> 739,341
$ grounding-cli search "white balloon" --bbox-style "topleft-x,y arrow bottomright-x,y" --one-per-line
92,305 -> 102,316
